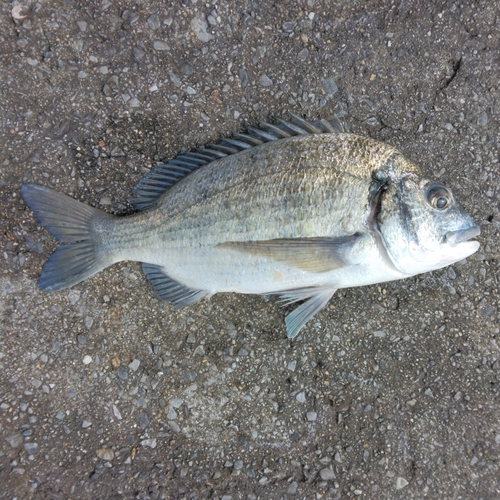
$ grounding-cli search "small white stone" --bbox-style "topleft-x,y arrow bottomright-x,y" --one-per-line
319,468 -> 335,480
112,405 -> 122,420
128,359 -> 140,371
83,355 -> 92,365
396,477 -> 408,489
306,411 -> 317,421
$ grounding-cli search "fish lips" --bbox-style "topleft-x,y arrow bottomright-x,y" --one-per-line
444,224 -> 481,246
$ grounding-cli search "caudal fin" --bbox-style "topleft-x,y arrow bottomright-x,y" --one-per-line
20,184 -> 114,291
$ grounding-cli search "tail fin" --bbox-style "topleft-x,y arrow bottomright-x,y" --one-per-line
20,184 -> 114,292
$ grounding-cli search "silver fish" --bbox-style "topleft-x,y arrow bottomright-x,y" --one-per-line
20,114 -> 480,338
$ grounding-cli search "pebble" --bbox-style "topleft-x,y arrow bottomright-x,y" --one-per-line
306,411 -> 317,422
112,405 -> 122,420
140,438 -> 157,449
82,420 -> 92,428
477,111 -> 488,126
168,421 -> 180,433
83,355 -> 92,365
396,477 -> 409,489
97,448 -> 114,461
128,359 -> 140,371
296,392 -> 306,403
322,77 -> 338,97
190,15 -> 213,43
170,398 -> 184,408
129,97 -> 140,107
117,367 -> 128,380
260,74 -> 273,87
136,412 -> 150,429
76,20 -> 87,32
55,410 -> 65,420
147,14 -> 160,30
287,360 -> 297,371
319,468 -> 335,480
233,459 -> 243,470
24,442 -> 38,455
68,290 -> 81,305
297,48 -> 309,61
238,68 -> 248,88
5,434 -> 23,448
481,307 -> 495,317
153,41 -> 169,51
193,345 -> 205,356
130,45 -> 145,60
288,481 -> 298,494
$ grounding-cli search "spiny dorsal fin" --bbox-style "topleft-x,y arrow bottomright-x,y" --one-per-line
130,113 -> 348,211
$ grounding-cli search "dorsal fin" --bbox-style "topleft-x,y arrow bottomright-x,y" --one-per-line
130,113 -> 348,211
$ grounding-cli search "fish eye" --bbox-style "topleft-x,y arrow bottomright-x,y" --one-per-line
426,184 -> 452,210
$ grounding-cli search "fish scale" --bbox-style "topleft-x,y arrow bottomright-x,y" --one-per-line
20,114 -> 480,338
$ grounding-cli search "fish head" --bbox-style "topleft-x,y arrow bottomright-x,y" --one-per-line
373,165 -> 480,276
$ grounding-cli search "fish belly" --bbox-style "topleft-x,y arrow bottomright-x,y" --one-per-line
134,242 -> 407,295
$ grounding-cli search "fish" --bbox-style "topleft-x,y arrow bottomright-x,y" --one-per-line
20,113 -> 480,339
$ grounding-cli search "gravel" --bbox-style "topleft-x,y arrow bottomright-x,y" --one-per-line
1,1 -> 499,499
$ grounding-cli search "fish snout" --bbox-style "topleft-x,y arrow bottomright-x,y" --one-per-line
444,224 -> 481,246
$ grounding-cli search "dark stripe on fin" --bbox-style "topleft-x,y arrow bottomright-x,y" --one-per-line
218,235 -> 359,274
130,113 -> 348,211
142,263 -> 208,308
20,184 -> 114,291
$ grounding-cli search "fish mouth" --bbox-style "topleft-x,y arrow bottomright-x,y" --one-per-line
444,224 -> 481,246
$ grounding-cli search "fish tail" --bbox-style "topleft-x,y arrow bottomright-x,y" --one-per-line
20,184 -> 115,292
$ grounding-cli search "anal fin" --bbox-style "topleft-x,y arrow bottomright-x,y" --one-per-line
142,263 -> 208,308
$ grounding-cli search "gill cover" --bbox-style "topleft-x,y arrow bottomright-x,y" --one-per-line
375,168 -> 480,275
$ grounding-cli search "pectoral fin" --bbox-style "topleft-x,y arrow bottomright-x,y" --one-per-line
274,286 -> 336,338
219,235 -> 359,273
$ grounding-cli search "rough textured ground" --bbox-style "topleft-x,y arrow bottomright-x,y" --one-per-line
1,0 -> 499,499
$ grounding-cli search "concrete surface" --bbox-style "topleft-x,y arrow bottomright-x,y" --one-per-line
1,0 -> 499,498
